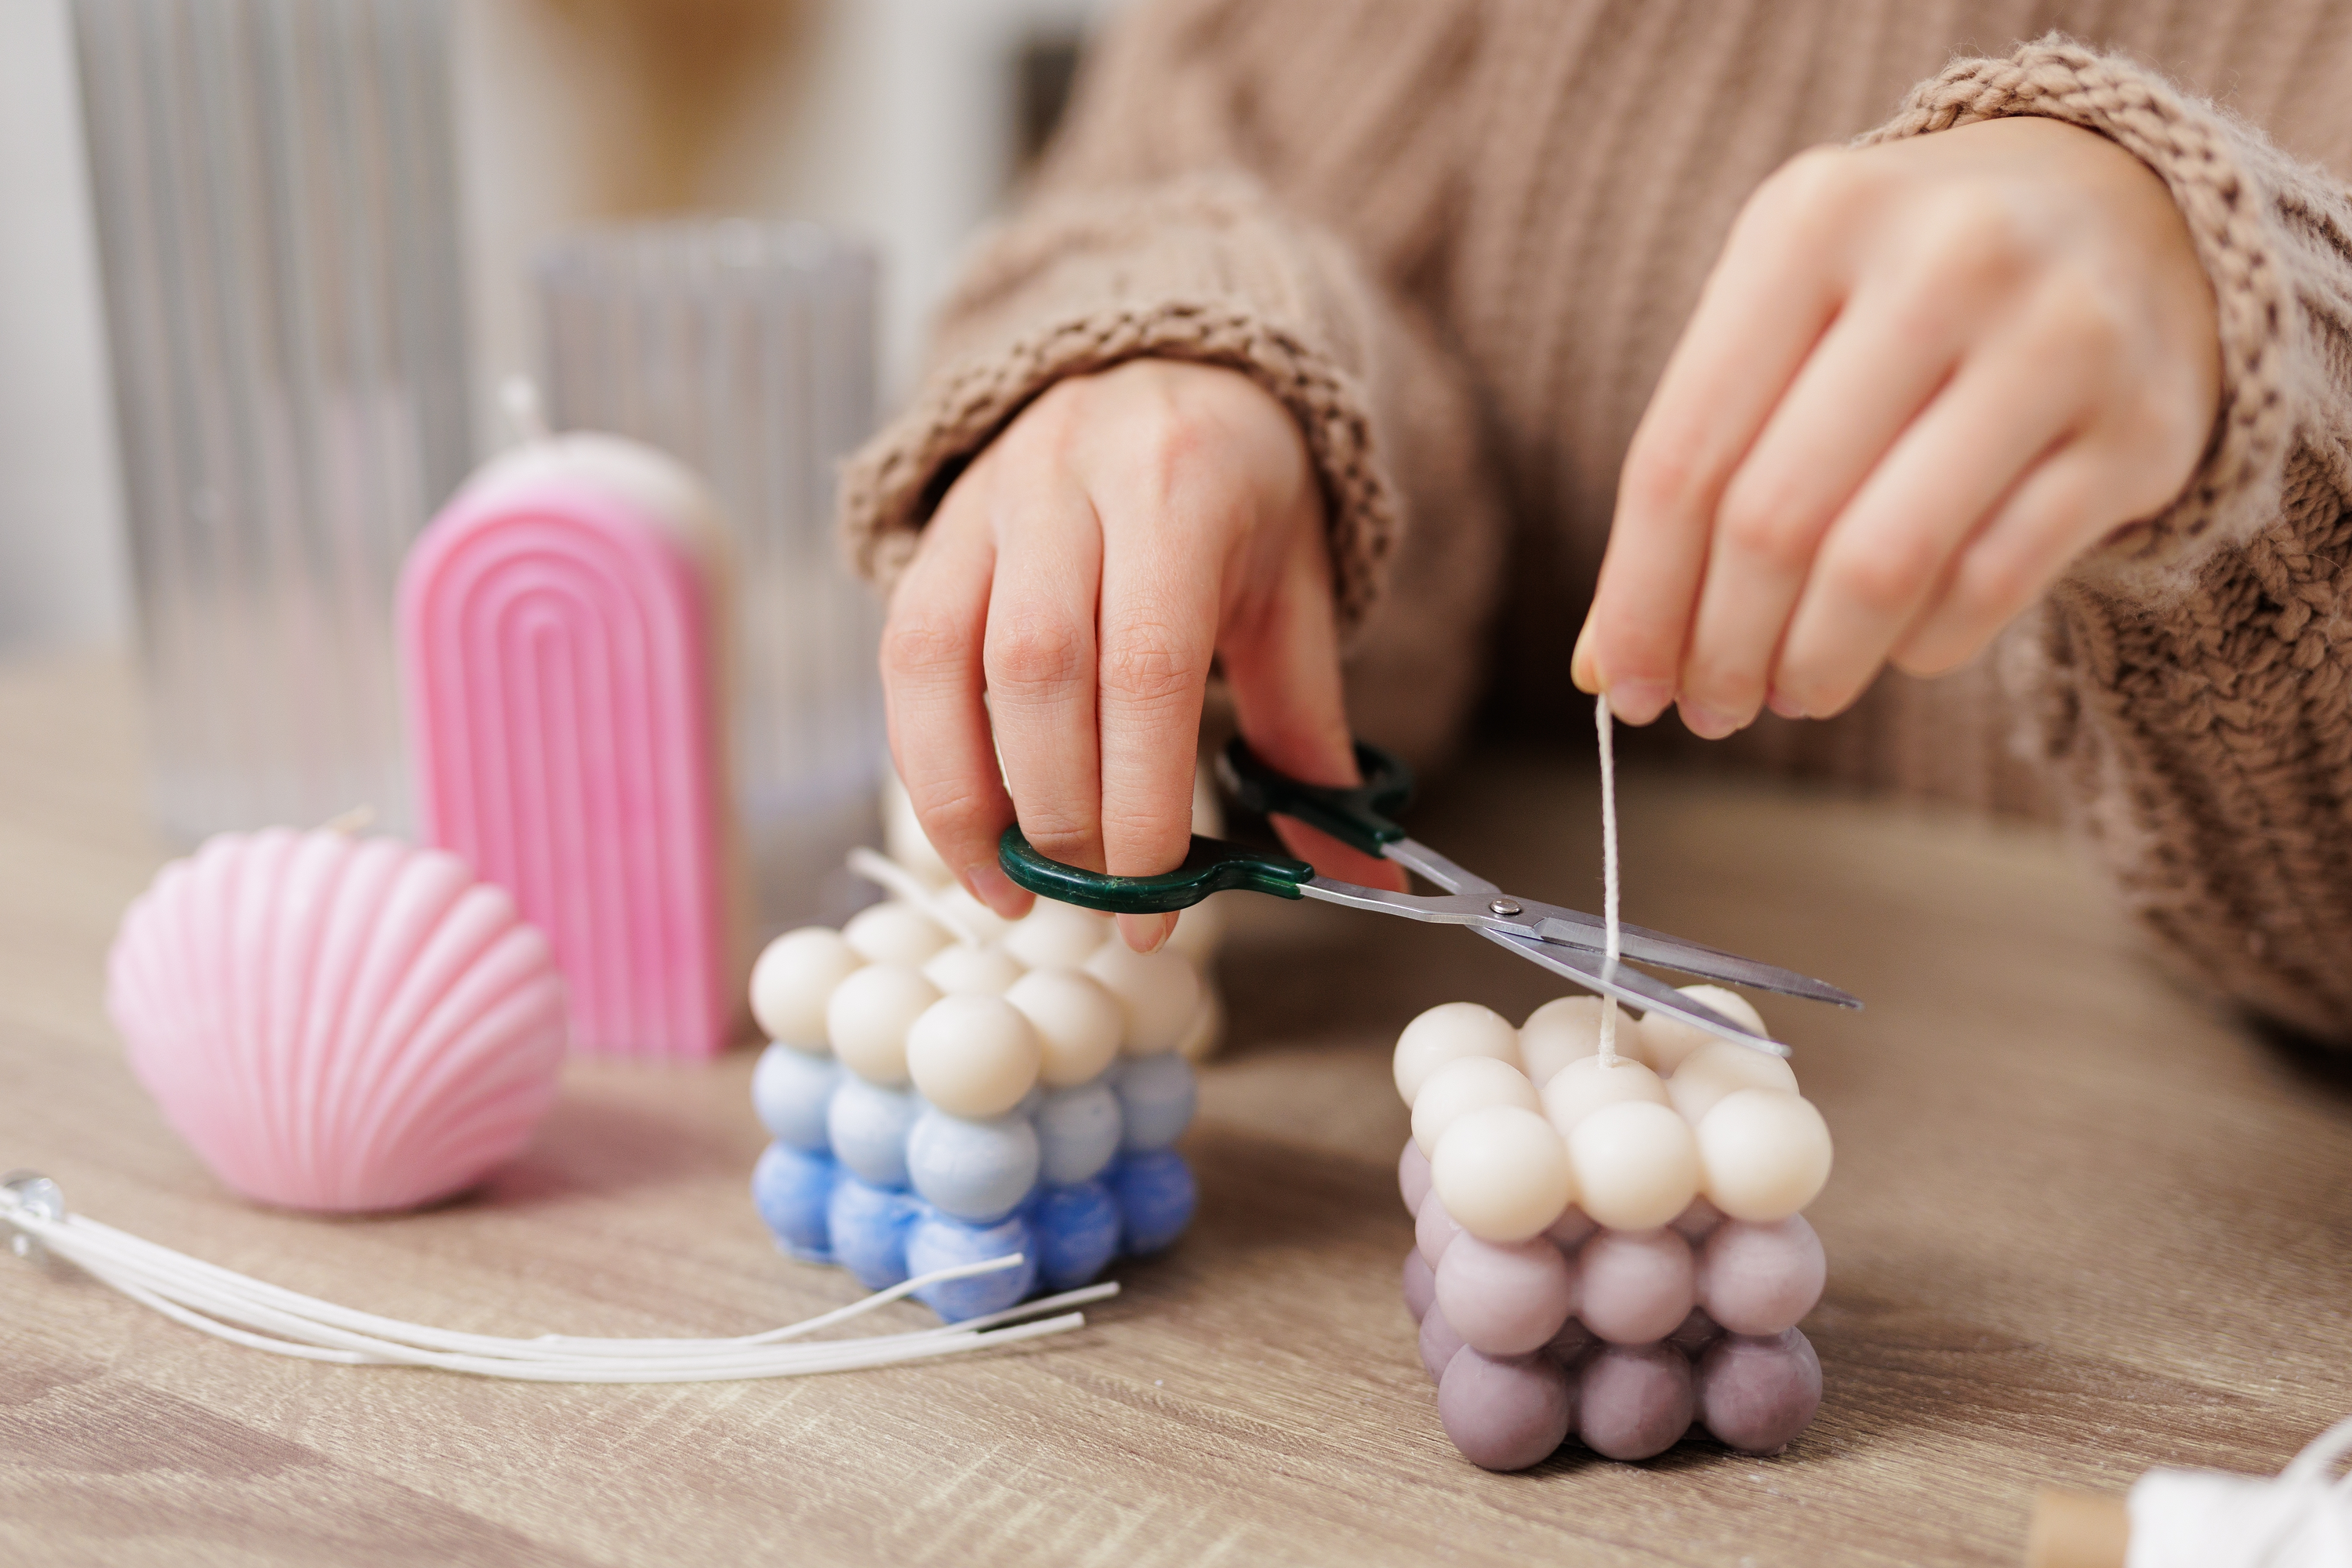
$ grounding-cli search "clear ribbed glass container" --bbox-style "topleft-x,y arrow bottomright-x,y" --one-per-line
536,220 -> 885,942
71,0 -> 471,840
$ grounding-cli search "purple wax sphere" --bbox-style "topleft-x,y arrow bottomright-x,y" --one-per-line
1435,1233 -> 1577,1356
1437,1348 -> 1574,1471
1403,1247 -> 1436,1323
1419,1305 -> 1467,1383
1697,1328 -> 1822,1455
1697,1215 -> 1826,1336
1577,1341 -> 1696,1461
1415,1189 -> 1461,1268
1399,1140 -> 1432,1218
1576,1226 -> 1696,1345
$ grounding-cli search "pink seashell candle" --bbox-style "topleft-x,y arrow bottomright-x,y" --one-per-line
107,829 -> 569,1213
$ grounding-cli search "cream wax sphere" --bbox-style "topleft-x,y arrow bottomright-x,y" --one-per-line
921,942 -> 1025,996
1411,1056 -> 1541,1157
1004,967 -> 1123,1087
1666,1040 -> 1801,1125
1638,985 -> 1768,1073
1697,1090 -> 1833,1221
1084,941 -> 1203,1056
1394,1002 -> 1522,1106
1519,996 -> 1635,1086
906,994 -> 1044,1119
1004,899 -> 1112,970
1541,1054 -> 1670,1134
750,927 -> 863,1049
1430,1105 -> 1573,1243
843,902 -> 951,967
1567,1100 -> 1701,1231
826,964 -> 941,1086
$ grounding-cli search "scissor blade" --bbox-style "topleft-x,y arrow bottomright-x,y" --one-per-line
1525,913 -> 1861,1009
1475,927 -> 1791,1058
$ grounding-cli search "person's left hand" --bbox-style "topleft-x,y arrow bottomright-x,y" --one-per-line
1570,114 -> 2222,735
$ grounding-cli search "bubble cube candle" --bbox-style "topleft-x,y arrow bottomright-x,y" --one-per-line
746,883 -> 1214,1320
1395,989 -> 1832,1470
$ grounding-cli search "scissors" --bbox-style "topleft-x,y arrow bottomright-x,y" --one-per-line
996,738 -> 1860,1057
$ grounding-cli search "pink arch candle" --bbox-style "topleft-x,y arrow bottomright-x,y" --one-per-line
400,434 -> 737,1058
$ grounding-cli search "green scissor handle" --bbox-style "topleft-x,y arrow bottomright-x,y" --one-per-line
998,826 -> 1315,914
993,737 -> 1416,913
1218,737 -> 1414,858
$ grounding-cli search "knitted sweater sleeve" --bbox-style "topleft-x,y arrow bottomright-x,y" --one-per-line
1871,38 -> 2352,1040
836,2 -> 1504,764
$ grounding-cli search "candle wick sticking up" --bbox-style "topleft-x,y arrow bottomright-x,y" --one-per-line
1595,691 -> 1622,1068
500,376 -> 552,447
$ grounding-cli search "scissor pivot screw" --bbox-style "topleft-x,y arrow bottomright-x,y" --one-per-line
1487,898 -> 1521,916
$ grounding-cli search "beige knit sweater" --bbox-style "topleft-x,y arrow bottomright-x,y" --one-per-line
840,2 -> 2352,1044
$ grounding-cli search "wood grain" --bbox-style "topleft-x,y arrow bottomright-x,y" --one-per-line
1,653 -> 2346,1567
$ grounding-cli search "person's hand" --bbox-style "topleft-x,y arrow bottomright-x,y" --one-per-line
1571,115 -> 2222,735
882,358 -> 1399,953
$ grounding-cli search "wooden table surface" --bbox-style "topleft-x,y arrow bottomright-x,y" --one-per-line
1,653 -> 2347,1568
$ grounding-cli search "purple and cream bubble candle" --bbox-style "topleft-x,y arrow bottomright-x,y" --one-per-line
1395,989 -> 1832,1470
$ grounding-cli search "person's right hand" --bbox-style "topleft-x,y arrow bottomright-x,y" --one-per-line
880,358 -> 1400,955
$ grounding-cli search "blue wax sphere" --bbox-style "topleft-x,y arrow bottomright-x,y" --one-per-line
751,1142 -> 840,1261
906,1108 -> 1042,1224
1111,1149 -> 1196,1254
906,1211 -> 1037,1322
1033,1179 -> 1121,1291
828,1175 -> 919,1290
1114,1053 -> 1197,1152
1035,1082 -> 1122,1185
828,1076 -> 921,1189
752,1043 -> 840,1151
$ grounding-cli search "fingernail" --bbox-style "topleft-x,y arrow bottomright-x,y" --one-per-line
1677,701 -> 1740,741
1117,912 -> 1176,954
1570,619 -> 1598,694
1766,687 -> 1807,720
964,862 -> 1032,920
1605,680 -> 1671,724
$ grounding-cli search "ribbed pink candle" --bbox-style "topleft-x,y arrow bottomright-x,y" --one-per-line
400,435 -> 733,1058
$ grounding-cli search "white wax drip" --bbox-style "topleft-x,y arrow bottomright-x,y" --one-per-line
1595,692 -> 1624,1066
0,1174 -> 1106,1383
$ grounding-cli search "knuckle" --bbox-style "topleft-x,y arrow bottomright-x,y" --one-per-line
1828,539 -> 1935,618
1016,805 -> 1100,866
1921,194 -> 2033,292
906,781 -> 999,856
1715,483 -> 1817,573
1099,628 -> 1202,710
1952,546 -> 2038,624
1753,146 -> 1859,230
880,606 -> 972,684
985,612 -> 1091,702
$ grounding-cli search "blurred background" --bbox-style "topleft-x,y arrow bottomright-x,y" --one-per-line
0,0 -> 1127,658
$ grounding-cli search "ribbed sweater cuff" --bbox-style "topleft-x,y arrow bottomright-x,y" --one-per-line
837,180 -> 1401,640
1864,36 -> 2302,594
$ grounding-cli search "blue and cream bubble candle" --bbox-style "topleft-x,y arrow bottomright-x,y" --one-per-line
744,877 -> 1216,1321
